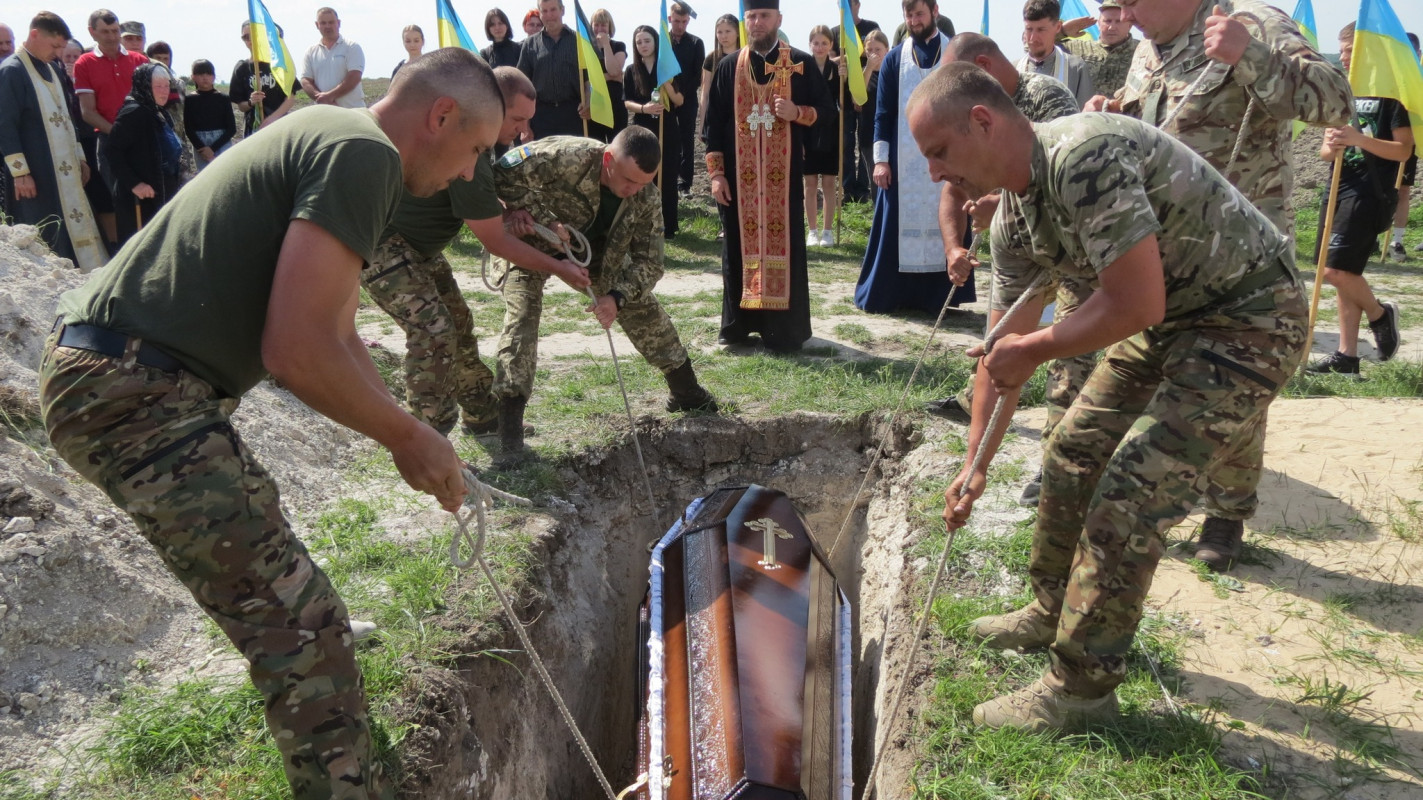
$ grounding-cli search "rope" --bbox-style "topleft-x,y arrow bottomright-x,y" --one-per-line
523,219 -> 662,527
481,249 -> 506,292
1158,11 -> 1260,179
448,468 -> 628,800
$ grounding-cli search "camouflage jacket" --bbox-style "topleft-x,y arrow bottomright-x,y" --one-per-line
1117,0 -> 1351,232
991,114 -> 1292,329
492,136 -> 665,300
1064,34 -> 1137,99
1013,71 -> 1080,123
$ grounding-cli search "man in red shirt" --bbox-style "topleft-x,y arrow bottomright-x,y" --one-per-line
72,8 -> 147,248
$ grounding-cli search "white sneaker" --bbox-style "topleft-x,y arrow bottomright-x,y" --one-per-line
806,231 -> 820,247
822,229 -> 836,246
350,619 -> 379,641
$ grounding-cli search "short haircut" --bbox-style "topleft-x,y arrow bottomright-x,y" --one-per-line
388,47 -> 504,126
669,2 -> 691,17
87,8 -> 118,29
1023,0 -> 1061,23
494,65 -> 536,102
902,0 -> 937,15
191,58 -> 215,75
611,125 -> 660,173
538,0 -> 564,10
808,24 -> 832,45
145,41 -> 171,58
316,7 -> 338,19
32,11 -> 72,39
906,61 -> 1022,133
485,8 -> 514,41
1339,21 -> 1355,41
591,8 -> 615,35
946,31 -> 1004,63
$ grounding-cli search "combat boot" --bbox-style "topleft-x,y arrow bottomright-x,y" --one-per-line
664,360 -> 719,413
973,679 -> 1119,732
967,601 -> 1057,651
1194,517 -> 1244,573
493,395 -> 528,468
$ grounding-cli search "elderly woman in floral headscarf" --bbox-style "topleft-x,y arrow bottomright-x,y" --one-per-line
105,61 -> 183,245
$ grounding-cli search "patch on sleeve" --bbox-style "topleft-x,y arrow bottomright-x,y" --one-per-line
497,145 -> 534,168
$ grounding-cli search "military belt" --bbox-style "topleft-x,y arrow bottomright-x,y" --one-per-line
53,319 -> 187,373
1214,257 -> 1291,306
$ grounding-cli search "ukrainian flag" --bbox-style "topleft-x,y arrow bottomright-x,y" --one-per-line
981,0 -> 990,36
839,0 -> 866,105
657,0 -> 683,107
738,0 -> 747,47
1290,0 -> 1319,138
246,0 -> 296,112
573,1 -> 614,128
1351,0 -> 1423,151
435,0 -> 478,51
1061,0 -> 1099,41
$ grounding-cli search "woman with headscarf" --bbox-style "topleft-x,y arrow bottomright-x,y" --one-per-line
105,62 -> 183,245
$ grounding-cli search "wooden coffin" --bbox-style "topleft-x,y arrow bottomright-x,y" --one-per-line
636,485 -> 852,800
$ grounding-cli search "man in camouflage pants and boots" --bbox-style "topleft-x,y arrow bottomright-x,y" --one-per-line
1087,0 -> 1351,571
491,127 -> 717,463
915,63 -> 1307,731
40,51 -> 502,797
363,67 -> 590,436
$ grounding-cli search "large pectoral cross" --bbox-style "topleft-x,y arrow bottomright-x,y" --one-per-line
746,103 -> 775,132
747,517 -> 793,570
765,47 -> 804,95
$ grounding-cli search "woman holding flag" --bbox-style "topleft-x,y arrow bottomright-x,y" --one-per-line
625,23 -> 682,237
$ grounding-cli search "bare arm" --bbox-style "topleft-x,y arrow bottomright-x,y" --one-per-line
262,219 -> 466,510
79,93 -> 110,135
300,77 -> 322,101
938,182 -> 976,282
465,215 -> 591,289
325,70 -> 364,102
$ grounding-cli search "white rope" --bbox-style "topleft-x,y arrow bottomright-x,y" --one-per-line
860,273 -> 1053,800
447,468 -> 630,800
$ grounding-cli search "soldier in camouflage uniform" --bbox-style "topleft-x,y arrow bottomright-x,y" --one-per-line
491,127 -> 717,461
362,68 -> 590,436
911,63 -> 1307,731
39,52 -> 502,798
929,33 -> 1093,497
1087,0 -> 1351,569
1061,1 -> 1137,98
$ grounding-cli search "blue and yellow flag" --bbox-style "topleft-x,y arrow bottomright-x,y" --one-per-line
839,0 -> 867,105
573,1 -> 614,128
738,0 -> 747,47
657,0 -> 683,106
246,0 -> 296,121
1351,0 -> 1423,152
981,0 -> 990,36
1061,0 -> 1099,40
435,0 -> 478,50
1290,0 -> 1319,138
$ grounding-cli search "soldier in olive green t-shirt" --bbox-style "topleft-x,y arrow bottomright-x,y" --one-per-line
40,51 -> 504,800
911,63 -> 1306,734
362,67 -> 591,436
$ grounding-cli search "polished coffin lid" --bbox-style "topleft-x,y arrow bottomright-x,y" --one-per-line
639,485 -> 852,800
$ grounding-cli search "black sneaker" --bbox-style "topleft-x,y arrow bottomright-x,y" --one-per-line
1307,351 -> 1361,376
1390,242 -> 1409,261
924,396 -> 972,424
1018,470 -> 1043,508
1369,301 -> 1401,362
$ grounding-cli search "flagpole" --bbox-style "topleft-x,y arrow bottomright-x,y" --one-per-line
657,95 -> 665,187
1380,161 -> 1406,260
248,32 -> 264,128
836,71 -> 845,244
1305,153 -> 1345,360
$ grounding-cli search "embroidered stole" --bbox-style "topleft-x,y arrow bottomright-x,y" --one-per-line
18,49 -> 106,272
895,32 -> 949,273
732,47 -> 800,311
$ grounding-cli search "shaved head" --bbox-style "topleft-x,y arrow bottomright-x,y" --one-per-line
493,65 -> 536,103
387,47 -> 504,126
907,61 -> 1022,134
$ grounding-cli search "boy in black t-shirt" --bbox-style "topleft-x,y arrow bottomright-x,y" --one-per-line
1309,23 -> 1410,376
184,60 -> 235,171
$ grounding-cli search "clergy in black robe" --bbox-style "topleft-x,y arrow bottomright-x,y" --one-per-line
0,14 -> 106,271
705,0 -> 835,353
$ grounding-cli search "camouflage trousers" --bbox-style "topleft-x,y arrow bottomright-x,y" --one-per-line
39,333 -> 390,800
1031,275 -> 1307,698
362,234 -> 496,433
493,262 -> 688,399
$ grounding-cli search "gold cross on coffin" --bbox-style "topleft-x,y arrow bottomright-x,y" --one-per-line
747,517 -> 793,570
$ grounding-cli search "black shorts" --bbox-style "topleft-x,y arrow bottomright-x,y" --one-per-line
1404,154 -> 1417,187
1318,188 -> 1390,275
803,148 -> 837,176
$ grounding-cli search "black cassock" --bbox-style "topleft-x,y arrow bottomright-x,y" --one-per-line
705,42 -> 835,352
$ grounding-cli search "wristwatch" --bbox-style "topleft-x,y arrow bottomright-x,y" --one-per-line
608,289 -> 626,311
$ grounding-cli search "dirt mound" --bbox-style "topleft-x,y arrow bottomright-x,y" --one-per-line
0,226 -> 371,775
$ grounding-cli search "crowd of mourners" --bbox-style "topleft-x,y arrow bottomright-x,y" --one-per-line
1,3 -> 1421,792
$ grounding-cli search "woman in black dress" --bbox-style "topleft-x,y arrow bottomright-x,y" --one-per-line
697,14 -> 741,138
480,9 -> 521,68
802,25 -> 840,247
623,24 -> 682,238
586,8 -> 628,143
105,62 -> 183,245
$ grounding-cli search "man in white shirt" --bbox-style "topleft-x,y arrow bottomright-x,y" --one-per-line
1016,0 -> 1093,107
300,6 -> 365,108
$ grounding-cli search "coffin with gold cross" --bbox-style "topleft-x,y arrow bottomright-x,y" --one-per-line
635,485 -> 852,800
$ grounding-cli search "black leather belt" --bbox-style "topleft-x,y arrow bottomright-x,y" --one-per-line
53,320 -> 186,373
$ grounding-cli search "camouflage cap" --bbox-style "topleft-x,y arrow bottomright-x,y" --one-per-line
120,20 -> 145,37
1097,1 -> 1121,8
